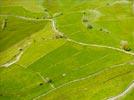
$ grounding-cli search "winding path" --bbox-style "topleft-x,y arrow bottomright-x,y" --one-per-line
107,81 -> 134,100
1,14 -> 134,58
32,17 -> 134,100
1,14 -> 134,99
0,14 -> 51,21
33,62 -> 129,100
51,18 -> 134,56
1,41 -> 31,68
1,51 -> 24,67
66,38 -> 134,56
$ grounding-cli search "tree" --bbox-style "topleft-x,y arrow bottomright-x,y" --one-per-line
1,19 -> 7,30
120,40 -> 131,51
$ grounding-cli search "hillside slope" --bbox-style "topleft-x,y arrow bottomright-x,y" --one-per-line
0,0 -> 134,100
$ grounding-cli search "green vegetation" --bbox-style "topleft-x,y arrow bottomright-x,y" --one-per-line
0,0 -> 134,100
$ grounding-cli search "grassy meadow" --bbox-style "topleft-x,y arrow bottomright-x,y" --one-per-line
0,0 -> 134,100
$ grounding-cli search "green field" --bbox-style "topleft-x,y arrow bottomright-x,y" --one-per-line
0,0 -> 134,100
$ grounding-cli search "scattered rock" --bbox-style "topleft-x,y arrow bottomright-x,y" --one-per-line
84,88 -> 88,90
62,73 -> 66,77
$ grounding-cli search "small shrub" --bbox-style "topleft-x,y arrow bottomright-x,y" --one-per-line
100,28 -> 103,31
82,18 -> 88,22
45,77 -> 52,83
33,39 -> 36,43
44,8 -> 48,12
87,24 -> 93,29
39,82 -> 43,86
19,48 -> 23,51
82,11 -> 86,15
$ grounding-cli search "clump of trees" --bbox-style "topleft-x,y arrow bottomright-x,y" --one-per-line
55,33 -> 66,39
55,34 -> 64,39
120,40 -> 131,51
43,8 -> 53,19
82,11 -> 93,30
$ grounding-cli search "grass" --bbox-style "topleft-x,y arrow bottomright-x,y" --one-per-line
0,6 -> 45,18
0,16 -> 47,52
0,0 -> 44,12
0,0 -> 134,100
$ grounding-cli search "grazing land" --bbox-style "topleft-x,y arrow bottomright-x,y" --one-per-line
0,0 -> 134,100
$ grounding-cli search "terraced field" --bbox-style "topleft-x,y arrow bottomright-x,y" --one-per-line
0,0 -> 134,100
